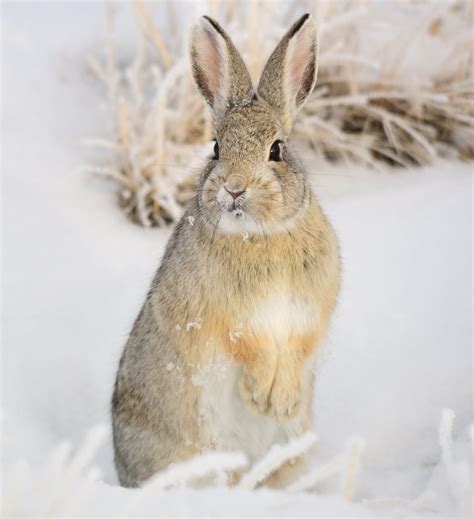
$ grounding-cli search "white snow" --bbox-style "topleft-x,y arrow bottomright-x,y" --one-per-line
186,319 -> 203,332
1,2 -> 472,517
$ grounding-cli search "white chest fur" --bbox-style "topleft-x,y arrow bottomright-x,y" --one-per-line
195,294 -> 318,463
195,355 -> 313,463
248,293 -> 318,341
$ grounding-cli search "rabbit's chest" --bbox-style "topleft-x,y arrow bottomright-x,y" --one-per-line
246,292 -> 318,341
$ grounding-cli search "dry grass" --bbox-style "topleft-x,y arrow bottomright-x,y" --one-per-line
84,0 -> 474,227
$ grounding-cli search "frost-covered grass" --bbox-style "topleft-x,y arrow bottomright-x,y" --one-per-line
1,2 -> 472,517
2,411 -> 471,516
86,0 -> 473,226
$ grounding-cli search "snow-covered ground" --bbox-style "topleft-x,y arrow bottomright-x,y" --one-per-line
1,3 -> 472,517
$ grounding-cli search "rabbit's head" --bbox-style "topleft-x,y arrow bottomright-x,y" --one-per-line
191,14 -> 318,235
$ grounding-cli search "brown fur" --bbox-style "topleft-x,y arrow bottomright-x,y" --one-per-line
112,13 -> 341,488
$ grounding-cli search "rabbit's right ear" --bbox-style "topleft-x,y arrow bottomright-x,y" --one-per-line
257,14 -> 318,131
191,16 -> 254,122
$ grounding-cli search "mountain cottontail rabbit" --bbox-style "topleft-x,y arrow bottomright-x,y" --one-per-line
112,13 -> 340,488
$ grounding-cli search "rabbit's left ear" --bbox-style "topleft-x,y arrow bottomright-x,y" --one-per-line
257,14 -> 318,131
191,16 -> 254,122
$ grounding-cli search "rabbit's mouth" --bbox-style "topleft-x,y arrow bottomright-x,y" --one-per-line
201,174 -> 290,235
216,186 -> 247,216
228,201 -> 245,218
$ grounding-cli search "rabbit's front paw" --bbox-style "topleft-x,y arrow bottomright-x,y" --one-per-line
268,377 -> 302,421
239,371 -> 272,415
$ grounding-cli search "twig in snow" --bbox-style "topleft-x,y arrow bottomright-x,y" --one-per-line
287,452 -> 343,493
340,437 -> 366,501
239,432 -> 317,490
124,451 -> 247,516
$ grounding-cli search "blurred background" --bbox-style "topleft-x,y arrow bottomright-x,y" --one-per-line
2,1 -> 473,516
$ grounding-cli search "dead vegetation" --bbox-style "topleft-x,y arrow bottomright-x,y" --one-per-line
84,0 -> 474,227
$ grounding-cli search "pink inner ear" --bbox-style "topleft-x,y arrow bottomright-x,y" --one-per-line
287,25 -> 314,97
195,26 -> 224,98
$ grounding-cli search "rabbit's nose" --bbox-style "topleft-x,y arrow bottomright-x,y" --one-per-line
225,187 -> 246,199
224,176 -> 246,199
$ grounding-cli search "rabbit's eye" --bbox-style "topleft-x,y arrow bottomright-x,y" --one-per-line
212,139 -> 219,160
269,140 -> 283,162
